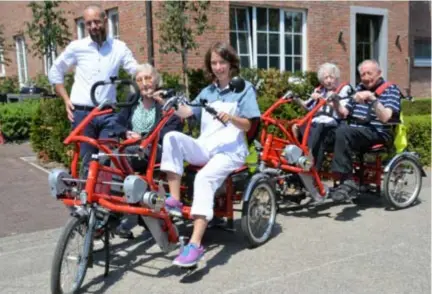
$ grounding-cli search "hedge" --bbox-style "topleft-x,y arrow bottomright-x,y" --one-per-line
0,100 -> 40,141
404,114 -> 431,166
402,98 -> 431,116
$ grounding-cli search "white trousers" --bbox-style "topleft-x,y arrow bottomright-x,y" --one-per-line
160,131 -> 245,221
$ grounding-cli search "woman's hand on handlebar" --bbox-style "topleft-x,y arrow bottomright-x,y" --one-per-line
216,112 -> 232,124
151,90 -> 165,105
310,91 -> 322,101
126,130 -> 141,139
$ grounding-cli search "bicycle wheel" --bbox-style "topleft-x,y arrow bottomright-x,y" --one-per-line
241,178 -> 277,247
51,211 -> 95,294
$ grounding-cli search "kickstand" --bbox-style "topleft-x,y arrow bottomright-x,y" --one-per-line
104,228 -> 110,277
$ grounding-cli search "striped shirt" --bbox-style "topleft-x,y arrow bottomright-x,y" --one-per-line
346,79 -> 401,138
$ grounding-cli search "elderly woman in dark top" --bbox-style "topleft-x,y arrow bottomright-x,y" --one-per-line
116,63 -> 183,171
114,63 -> 183,238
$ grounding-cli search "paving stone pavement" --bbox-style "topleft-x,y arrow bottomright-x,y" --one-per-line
0,142 -> 430,293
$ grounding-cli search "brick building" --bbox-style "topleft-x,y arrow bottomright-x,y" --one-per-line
0,1 -> 430,97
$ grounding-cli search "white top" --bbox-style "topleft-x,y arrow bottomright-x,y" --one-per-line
48,36 -> 138,106
196,100 -> 248,159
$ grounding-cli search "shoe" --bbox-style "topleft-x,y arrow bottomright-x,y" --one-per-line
115,227 -> 134,239
331,180 -> 358,202
173,243 -> 204,267
164,196 -> 183,217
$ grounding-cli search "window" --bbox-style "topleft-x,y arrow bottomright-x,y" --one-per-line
0,47 -> 5,77
230,8 -> 253,68
230,6 -> 307,72
14,35 -> 28,86
76,18 -> 86,39
414,38 -> 431,67
107,8 -> 119,39
44,48 -> 56,75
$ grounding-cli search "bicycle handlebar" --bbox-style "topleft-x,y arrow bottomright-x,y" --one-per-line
90,76 -> 141,108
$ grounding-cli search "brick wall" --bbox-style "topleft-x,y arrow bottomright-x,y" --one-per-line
409,1 -> 431,98
0,1 -> 412,93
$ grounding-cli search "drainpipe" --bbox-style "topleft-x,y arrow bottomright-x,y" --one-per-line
145,1 -> 154,66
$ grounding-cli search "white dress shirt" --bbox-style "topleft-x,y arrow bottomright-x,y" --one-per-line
48,36 -> 138,107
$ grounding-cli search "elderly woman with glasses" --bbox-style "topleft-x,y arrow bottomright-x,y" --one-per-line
113,63 -> 183,238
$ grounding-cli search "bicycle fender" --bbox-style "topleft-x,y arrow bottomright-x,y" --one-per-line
243,172 -> 271,202
383,151 -> 427,177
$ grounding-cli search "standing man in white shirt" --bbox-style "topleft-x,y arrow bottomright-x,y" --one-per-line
48,4 -> 138,168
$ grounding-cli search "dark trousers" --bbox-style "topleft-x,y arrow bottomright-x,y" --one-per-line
300,122 -> 336,170
72,109 -> 118,169
331,124 -> 386,176
123,144 -> 162,172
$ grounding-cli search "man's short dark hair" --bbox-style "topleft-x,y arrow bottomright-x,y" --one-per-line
84,4 -> 106,19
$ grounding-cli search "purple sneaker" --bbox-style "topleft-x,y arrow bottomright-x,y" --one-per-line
173,243 -> 204,267
165,196 -> 183,217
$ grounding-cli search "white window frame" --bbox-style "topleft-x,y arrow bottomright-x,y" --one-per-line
0,47 -> 5,77
230,7 -> 253,68
44,48 -> 56,75
76,17 -> 85,39
230,6 -> 307,72
107,8 -> 119,39
14,35 -> 28,86
413,39 -> 431,67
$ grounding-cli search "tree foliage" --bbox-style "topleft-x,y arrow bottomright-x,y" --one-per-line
25,1 -> 71,67
157,1 -> 212,97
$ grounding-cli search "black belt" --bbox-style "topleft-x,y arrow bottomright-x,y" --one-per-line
73,105 -> 95,111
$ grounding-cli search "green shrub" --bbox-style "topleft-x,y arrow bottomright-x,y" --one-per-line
404,114 -> 431,166
30,98 -> 72,166
402,98 -> 431,116
0,100 -> 40,140
0,76 -> 20,94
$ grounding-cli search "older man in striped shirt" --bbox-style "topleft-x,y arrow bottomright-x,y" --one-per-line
330,59 -> 401,200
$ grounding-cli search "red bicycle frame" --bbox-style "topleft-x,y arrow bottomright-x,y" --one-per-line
259,96 -> 328,197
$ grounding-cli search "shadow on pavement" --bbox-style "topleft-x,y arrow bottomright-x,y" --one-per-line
80,219 -> 282,293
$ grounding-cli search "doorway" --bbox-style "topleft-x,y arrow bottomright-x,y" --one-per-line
350,7 -> 388,85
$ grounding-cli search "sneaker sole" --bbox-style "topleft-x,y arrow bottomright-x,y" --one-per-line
172,256 -> 202,268
167,208 -> 183,217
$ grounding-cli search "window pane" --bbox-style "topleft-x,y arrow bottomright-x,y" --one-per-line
415,40 -> 431,58
269,9 -> 279,32
237,9 -> 248,31
238,32 -> 249,54
285,56 -> 293,72
269,56 -> 279,69
269,34 -> 279,54
294,57 -> 302,72
285,34 -> 292,55
230,32 -> 238,52
284,11 -> 292,33
240,56 -> 250,68
229,8 -> 236,30
257,56 -> 267,69
294,35 -> 302,55
293,12 -> 303,33
257,33 -> 267,54
257,8 -> 267,31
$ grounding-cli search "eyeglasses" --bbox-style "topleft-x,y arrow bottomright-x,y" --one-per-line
136,75 -> 153,83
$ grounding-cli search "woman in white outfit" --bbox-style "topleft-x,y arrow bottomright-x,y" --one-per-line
160,42 -> 260,267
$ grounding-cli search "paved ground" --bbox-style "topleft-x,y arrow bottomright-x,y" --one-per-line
0,142 -> 430,294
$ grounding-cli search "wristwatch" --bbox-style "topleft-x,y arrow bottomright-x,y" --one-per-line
370,98 -> 379,112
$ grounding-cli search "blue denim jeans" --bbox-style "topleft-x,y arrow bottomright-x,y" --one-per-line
72,109 -> 118,169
